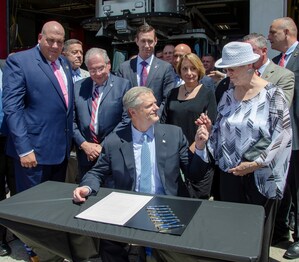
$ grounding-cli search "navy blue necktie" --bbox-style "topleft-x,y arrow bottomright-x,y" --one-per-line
139,134 -> 152,193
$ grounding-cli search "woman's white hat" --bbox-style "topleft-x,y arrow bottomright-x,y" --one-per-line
215,42 -> 260,68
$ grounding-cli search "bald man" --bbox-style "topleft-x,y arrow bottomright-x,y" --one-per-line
3,21 -> 74,192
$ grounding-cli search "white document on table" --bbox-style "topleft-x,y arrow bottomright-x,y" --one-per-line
75,192 -> 153,225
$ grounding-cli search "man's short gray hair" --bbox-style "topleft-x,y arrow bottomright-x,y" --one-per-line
123,87 -> 153,113
84,48 -> 110,66
63,39 -> 82,52
243,33 -> 267,49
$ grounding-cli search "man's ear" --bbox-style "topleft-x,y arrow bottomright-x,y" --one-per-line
37,33 -> 43,44
106,61 -> 111,71
128,108 -> 135,118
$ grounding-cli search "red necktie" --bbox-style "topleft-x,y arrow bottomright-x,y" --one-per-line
279,53 -> 286,67
89,86 -> 100,143
255,70 -> 261,76
51,62 -> 68,107
140,61 -> 148,86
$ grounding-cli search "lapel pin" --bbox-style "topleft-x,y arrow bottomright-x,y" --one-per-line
162,140 -> 166,143
65,65 -> 69,70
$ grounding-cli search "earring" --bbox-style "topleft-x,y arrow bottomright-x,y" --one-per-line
247,68 -> 254,74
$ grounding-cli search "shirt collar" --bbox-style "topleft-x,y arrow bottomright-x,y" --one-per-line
72,68 -> 81,77
285,41 -> 299,56
137,55 -> 154,67
93,74 -> 110,89
132,124 -> 154,143
258,58 -> 270,75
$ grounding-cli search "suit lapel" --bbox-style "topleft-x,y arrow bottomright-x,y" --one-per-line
85,78 -> 94,115
272,54 -> 281,65
154,123 -> 167,187
35,48 -> 66,107
261,61 -> 275,80
119,127 -> 137,185
130,58 -> 138,86
146,57 -> 159,86
59,57 -> 73,113
99,74 -> 113,106
286,44 -> 299,70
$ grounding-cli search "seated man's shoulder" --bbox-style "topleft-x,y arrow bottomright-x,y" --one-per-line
158,122 -> 183,134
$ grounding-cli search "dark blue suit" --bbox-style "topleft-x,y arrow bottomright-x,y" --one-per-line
80,123 -> 212,197
73,74 -> 131,177
2,46 -> 74,192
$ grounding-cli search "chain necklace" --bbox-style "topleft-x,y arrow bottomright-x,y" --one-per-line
184,85 -> 194,97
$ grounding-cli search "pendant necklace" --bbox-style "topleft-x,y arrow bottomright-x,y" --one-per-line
184,85 -> 193,97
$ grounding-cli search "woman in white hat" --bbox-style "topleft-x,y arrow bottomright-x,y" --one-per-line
196,41 -> 292,262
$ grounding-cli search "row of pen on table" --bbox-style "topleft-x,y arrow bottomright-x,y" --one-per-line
146,205 -> 185,231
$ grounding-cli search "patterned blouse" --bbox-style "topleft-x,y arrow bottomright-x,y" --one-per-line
208,83 -> 292,199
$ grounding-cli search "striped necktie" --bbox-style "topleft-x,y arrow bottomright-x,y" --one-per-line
140,61 -> 148,86
51,61 -> 68,107
89,86 -> 100,143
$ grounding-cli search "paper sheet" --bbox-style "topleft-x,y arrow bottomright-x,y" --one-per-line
76,192 -> 153,225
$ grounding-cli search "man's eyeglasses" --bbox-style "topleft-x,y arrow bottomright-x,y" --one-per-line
88,65 -> 106,75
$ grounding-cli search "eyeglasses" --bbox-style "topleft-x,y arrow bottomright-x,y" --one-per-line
88,65 -> 107,75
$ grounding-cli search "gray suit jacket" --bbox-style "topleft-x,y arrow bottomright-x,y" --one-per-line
273,43 -> 299,150
79,68 -> 90,78
262,60 -> 294,107
117,56 -> 176,113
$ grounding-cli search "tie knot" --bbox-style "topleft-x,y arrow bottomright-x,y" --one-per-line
92,85 -> 100,98
141,61 -> 148,67
255,70 -> 261,76
51,61 -> 56,68
142,133 -> 148,142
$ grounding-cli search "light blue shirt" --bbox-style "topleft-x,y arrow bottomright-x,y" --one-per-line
282,41 -> 299,67
72,68 -> 82,83
131,124 -> 165,195
258,58 -> 270,76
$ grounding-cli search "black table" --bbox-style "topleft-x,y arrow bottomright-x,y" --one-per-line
0,181 -> 264,262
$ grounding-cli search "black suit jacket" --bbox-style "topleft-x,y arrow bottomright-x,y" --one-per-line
80,123 -> 212,197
